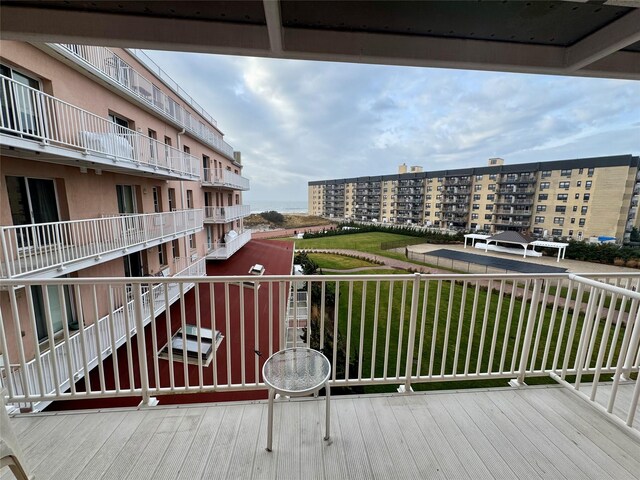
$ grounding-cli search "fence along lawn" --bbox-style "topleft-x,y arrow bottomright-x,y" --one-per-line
308,274 -> 629,394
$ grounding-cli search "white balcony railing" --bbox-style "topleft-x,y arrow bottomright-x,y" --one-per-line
53,44 -> 235,159
204,205 -> 251,223
0,75 -> 201,180
0,272 -> 638,431
202,168 -> 250,191
206,230 -> 252,259
0,209 -> 203,279
1,257 -> 206,407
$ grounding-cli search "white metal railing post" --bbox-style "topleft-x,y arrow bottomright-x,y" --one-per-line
621,307 -> 640,382
402,273 -> 422,392
132,283 -> 157,407
511,278 -> 542,387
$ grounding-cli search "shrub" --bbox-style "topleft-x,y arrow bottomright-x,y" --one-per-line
260,210 -> 284,225
614,258 -> 626,266
626,259 -> 638,268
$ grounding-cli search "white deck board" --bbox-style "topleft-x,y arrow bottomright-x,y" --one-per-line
5,384 -> 640,480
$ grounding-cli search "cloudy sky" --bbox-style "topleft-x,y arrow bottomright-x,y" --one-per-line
143,50 -> 640,204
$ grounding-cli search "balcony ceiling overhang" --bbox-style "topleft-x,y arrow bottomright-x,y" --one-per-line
1,1 -> 639,80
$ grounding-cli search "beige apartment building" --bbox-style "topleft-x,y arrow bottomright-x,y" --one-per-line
0,41 -> 250,376
309,155 -> 640,242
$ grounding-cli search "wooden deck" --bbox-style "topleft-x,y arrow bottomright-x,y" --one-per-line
4,384 -> 639,480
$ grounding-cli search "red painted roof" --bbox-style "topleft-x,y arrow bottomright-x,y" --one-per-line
48,239 -> 295,411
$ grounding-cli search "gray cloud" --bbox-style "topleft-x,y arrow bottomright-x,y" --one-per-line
143,50 -> 640,203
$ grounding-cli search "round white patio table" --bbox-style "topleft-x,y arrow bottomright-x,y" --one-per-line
262,348 -> 331,452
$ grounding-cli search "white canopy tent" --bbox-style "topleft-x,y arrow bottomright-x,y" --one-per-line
464,232 -> 569,262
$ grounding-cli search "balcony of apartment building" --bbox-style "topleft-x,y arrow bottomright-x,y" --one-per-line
0,256 -> 206,411
494,196 -> 535,206
497,186 -> 536,195
495,206 -> 533,216
206,229 -> 252,260
48,44 -> 236,160
203,205 -> 251,224
0,209 -> 204,279
202,168 -> 250,191
492,216 -> 532,228
443,176 -> 472,186
0,75 -> 201,181
497,174 -> 537,185
2,223 -> 640,480
443,185 -> 471,195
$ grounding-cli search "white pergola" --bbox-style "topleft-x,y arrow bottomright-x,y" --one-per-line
464,234 -> 569,262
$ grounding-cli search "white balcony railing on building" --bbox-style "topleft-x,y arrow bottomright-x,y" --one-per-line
204,205 -> 251,223
206,230 -> 252,259
54,44 -> 235,159
1,257 -> 206,406
202,168 -> 250,191
0,209 -> 203,278
0,75 -> 201,179
0,272 -> 638,431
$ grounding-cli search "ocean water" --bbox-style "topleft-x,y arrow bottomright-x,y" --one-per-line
250,200 -> 308,214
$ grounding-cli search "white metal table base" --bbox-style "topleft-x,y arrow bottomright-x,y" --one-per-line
266,380 -> 331,452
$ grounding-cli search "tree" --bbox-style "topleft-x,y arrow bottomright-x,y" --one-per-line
260,210 -> 284,225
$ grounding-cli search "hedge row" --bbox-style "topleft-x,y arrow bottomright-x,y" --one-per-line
302,223 -> 465,244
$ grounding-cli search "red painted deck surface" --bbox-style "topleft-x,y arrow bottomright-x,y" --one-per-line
48,239 -> 294,411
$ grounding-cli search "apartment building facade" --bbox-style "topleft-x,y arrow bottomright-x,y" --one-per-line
309,154 -> 640,242
0,41 -> 250,394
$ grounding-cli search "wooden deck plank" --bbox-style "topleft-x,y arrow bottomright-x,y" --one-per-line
150,408 -> 206,480
590,383 -> 640,429
386,396 -> 448,479
402,393 -> 474,479
368,396 -> 425,479
335,399 -> 374,480
200,404 -> 244,479
469,393 -> 566,479
175,405 -> 226,480
524,388 -> 640,478
45,411 -> 127,480
125,409 -> 188,480
99,408 -> 170,480
502,390 -> 618,480
224,403 -> 263,480
7,385 -> 640,480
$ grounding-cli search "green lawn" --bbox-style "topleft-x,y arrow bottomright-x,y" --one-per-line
307,253 -> 379,270
310,272 -> 626,394
279,232 -> 418,261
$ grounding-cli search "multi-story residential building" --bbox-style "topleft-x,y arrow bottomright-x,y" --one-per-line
309,154 -> 640,241
0,41 -> 251,398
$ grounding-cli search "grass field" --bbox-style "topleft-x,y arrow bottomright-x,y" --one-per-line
309,272 -> 626,394
307,253 -> 380,270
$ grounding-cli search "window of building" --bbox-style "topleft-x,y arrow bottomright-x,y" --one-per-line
579,168 -> 584,174
108,112 -> 130,129
437,185 -> 443,191
189,234 -> 196,250
587,168 -> 595,177
186,190 -> 194,208
579,218 -> 586,227
475,185 -> 482,191
476,175 -> 483,181
488,184 -> 496,191
560,169 -> 572,177
535,216 -> 545,223
584,193 -> 590,202
152,186 -> 161,213
571,218 -> 576,224
484,214 -> 493,220
487,194 -> 495,201
425,195 -> 432,200
557,194 -> 568,201
585,181 -> 592,190
172,239 -> 179,258
552,229 -> 563,236
536,205 -> 546,212
555,206 -> 566,213
559,181 -> 570,189
538,193 -> 548,201
168,188 -> 176,211
471,213 -> 479,220
472,204 -> 480,210
425,203 -> 431,209
435,203 -> 441,208
486,204 -> 493,211
575,193 -> 580,199
158,244 -> 166,266
540,182 -> 550,190
183,144 -> 190,154
541,171 -> 551,178
533,228 -> 543,235
489,174 -> 497,180
148,128 -> 157,159
473,194 -> 481,201
553,217 -> 564,225
581,206 -> 588,214
576,181 -> 582,187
